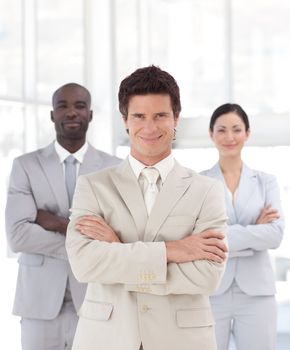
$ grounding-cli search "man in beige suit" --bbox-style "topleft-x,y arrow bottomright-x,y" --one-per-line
66,66 -> 228,350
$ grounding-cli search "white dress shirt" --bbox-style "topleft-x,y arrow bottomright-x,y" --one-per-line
128,153 -> 175,192
54,140 -> 88,176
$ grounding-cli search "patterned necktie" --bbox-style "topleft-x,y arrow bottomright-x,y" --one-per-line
141,167 -> 160,215
64,155 -> 77,207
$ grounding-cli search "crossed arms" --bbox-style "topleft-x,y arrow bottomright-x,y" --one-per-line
66,173 -> 229,295
75,215 -> 228,264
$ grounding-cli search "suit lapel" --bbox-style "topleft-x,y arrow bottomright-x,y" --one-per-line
205,163 -> 258,224
110,160 -> 148,240
79,144 -> 104,175
144,162 -> 193,242
37,143 -> 69,215
205,163 -> 236,224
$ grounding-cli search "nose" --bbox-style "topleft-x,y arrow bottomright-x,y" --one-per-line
143,119 -> 158,133
225,131 -> 234,141
66,106 -> 77,118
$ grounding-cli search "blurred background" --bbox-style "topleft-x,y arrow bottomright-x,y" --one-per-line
0,0 -> 289,348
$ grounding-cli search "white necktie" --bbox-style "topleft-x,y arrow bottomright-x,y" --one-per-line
64,155 -> 77,206
141,167 -> 160,215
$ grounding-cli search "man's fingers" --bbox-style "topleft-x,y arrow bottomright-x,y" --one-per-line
199,250 -> 226,263
76,216 -> 108,229
77,215 -> 102,223
204,238 -> 228,252
207,253 -> 226,263
200,230 -> 225,240
80,230 -> 103,240
204,245 -> 227,259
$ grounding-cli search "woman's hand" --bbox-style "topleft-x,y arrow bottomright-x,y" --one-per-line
255,205 -> 280,224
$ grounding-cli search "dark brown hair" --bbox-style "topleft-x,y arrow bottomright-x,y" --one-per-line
118,65 -> 181,119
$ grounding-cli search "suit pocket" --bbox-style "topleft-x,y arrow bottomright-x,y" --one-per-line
18,253 -> 44,266
176,307 -> 214,328
78,300 -> 113,321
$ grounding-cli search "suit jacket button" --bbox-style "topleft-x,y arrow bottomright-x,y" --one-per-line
140,304 -> 149,313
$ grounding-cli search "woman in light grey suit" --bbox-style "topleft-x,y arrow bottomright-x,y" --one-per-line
201,103 -> 284,350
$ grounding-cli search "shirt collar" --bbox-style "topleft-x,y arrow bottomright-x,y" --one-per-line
128,154 -> 175,183
54,140 -> 88,164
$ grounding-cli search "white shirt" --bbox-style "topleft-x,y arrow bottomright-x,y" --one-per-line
225,186 -> 238,204
54,140 -> 88,175
128,154 -> 175,191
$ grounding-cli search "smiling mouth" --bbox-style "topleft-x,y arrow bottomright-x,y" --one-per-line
223,144 -> 236,148
63,122 -> 81,128
140,136 -> 162,142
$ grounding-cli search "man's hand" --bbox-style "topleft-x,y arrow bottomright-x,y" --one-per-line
36,209 -> 69,235
75,215 -> 121,243
165,230 -> 227,264
255,205 -> 280,224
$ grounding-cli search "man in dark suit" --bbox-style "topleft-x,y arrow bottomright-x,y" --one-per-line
5,82 -> 120,350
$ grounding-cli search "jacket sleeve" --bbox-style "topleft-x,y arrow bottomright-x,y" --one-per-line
66,175 -> 168,285
126,180 -> 228,295
5,158 -> 67,259
228,249 -> 254,258
228,174 -> 284,252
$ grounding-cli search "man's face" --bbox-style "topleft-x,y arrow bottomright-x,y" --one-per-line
51,86 -> 92,143
124,94 -> 179,166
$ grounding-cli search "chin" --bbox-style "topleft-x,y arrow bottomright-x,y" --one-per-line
66,133 -> 84,140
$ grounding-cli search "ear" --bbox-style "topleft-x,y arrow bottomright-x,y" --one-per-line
50,111 -> 54,122
245,128 -> 250,140
89,111 -> 93,122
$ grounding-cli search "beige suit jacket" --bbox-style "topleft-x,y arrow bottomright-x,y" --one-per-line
66,159 -> 227,350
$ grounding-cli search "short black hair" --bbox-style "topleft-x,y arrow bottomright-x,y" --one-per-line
52,83 -> 91,107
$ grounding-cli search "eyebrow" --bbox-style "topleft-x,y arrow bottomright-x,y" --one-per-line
130,112 -> 171,116
55,100 -> 67,105
216,124 -> 242,128
56,100 -> 87,105
155,112 -> 171,116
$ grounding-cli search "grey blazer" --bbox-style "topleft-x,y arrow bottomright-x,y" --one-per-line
201,163 -> 284,296
66,159 -> 228,350
5,142 -> 120,320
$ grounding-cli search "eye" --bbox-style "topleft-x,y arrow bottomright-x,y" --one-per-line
56,104 -> 66,110
132,114 -> 144,119
75,103 -> 87,109
156,113 -> 168,118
